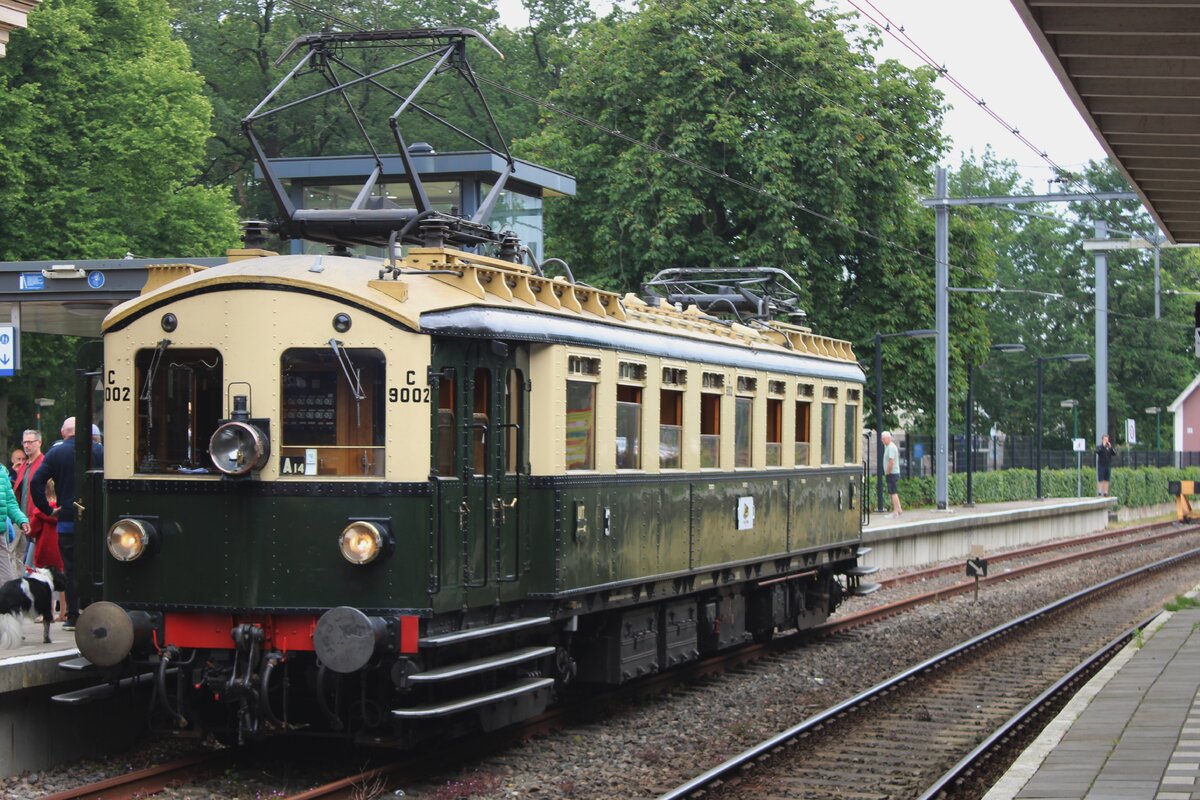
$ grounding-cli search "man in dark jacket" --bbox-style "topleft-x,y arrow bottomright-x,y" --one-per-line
31,417 -> 102,630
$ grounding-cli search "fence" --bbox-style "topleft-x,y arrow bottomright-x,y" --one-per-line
866,433 -> 1184,479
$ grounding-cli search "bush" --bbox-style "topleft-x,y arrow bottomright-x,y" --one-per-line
865,465 -> 1200,510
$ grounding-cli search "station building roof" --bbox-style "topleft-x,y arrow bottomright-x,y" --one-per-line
1012,0 -> 1200,243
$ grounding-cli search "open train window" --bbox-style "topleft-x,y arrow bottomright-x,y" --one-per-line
135,347 -> 223,474
280,347 -> 385,477
795,398 -> 812,467
700,392 -> 721,469
616,361 -> 645,470
766,398 -> 783,467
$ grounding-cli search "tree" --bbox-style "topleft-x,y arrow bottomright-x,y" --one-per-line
953,153 -> 1200,452
517,0 -> 991,430
0,0 -> 239,440
0,0 -> 239,261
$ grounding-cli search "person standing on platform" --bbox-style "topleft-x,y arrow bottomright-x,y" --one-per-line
1095,434 -> 1117,497
0,470 -> 29,584
9,449 -> 24,484
13,430 -> 44,566
882,430 -> 903,517
31,417 -> 101,631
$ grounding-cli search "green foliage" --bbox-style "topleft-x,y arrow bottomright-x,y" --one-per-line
0,0 -> 239,260
1164,595 -> 1200,612
0,0 -> 238,444
955,153 -> 1200,450
868,466 -> 1200,510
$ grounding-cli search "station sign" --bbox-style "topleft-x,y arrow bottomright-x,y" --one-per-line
1072,438 -> 1087,452
0,325 -> 17,376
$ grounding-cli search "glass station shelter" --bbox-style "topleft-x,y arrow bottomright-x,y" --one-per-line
261,147 -> 576,259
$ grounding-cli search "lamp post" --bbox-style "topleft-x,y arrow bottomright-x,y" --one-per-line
33,398 -> 55,434
1061,399 -> 1080,497
874,328 -> 937,512
965,343 -> 1025,506
1036,353 -> 1090,499
1145,406 -> 1161,452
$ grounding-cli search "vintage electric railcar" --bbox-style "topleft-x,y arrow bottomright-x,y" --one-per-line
65,244 -> 874,741
61,27 -> 875,743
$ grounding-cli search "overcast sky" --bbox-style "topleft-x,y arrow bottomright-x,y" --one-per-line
493,0 -> 1109,190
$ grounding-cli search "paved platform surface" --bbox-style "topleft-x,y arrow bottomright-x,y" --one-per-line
986,600 -> 1200,800
866,496 -> 1115,533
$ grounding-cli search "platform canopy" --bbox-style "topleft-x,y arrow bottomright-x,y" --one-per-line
1012,0 -> 1200,244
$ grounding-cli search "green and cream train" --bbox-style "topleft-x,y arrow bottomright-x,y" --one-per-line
67,243 -> 874,742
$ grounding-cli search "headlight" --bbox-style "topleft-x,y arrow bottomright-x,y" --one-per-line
108,519 -> 154,562
209,421 -> 270,476
339,522 -> 386,565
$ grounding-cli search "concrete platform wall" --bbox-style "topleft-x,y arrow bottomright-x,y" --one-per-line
861,499 -> 1116,570
0,652 -> 147,777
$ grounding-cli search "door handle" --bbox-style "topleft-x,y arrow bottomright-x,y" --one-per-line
74,500 -> 86,518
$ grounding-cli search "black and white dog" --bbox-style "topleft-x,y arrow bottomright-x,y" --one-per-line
0,567 -> 66,647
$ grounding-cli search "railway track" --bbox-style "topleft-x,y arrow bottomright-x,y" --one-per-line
657,546 -> 1200,800
43,521 -> 1197,800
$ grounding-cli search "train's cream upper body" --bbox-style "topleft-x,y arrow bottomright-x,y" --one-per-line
102,248 -> 864,483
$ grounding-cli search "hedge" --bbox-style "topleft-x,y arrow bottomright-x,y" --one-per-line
865,466 -> 1200,510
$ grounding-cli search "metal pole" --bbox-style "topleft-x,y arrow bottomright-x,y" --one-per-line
1156,410 -> 1161,450
1095,220 -> 1109,446
966,362 -> 974,506
1154,240 -> 1161,320
1036,358 -> 1044,499
935,166 -> 949,510
1074,404 -> 1080,497
875,332 -> 884,513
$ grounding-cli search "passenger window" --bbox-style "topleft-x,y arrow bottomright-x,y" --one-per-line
700,394 -> 721,469
660,388 -> 684,469
660,367 -> 686,469
566,380 -> 596,470
821,386 -> 838,466
434,369 -> 456,477
135,347 -> 223,474
795,383 -> 813,467
844,402 -> 858,463
766,398 -> 783,467
616,385 -> 642,469
280,347 -> 385,477
734,397 -> 752,468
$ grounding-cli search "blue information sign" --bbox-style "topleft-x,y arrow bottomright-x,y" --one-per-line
18,273 -> 44,291
87,271 -> 105,289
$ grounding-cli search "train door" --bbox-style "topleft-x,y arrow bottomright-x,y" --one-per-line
74,340 -> 105,610
431,339 -> 523,607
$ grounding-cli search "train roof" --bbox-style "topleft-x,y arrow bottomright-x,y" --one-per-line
103,247 -> 863,381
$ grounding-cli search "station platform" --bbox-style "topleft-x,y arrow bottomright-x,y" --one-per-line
862,496 -> 1117,570
986,593 -> 1200,800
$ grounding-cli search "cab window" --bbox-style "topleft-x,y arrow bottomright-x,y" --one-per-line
135,347 -> 223,474
280,347 -> 385,477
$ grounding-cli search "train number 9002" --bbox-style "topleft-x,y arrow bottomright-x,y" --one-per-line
389,387 -> 431,403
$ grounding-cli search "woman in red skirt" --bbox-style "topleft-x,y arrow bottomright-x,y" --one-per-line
28,479 -> 64,620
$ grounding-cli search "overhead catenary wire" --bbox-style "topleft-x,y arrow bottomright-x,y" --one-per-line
843,0 -> 1155,240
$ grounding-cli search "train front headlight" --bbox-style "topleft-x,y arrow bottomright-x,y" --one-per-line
108,519 -> 155,562
209,421 -> 270,477
339,521 -> 389,565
